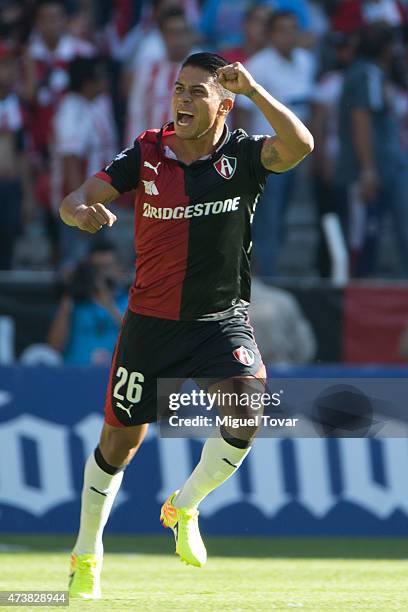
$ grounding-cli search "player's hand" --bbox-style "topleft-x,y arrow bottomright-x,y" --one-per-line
74,203 -> 117,233
216,62 -> 257,97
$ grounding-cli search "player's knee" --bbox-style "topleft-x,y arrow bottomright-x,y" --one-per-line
220,421 -> 259,447
215,376 -> 265,444
99,423 -> 148,468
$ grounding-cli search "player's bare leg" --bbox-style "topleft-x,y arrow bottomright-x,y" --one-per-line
69,423 -> 148,599
161,374 -> 265,567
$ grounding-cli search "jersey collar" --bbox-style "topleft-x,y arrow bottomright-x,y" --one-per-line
158,121 -> 231,162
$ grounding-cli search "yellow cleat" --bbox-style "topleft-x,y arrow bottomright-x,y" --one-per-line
160,490 -> 207,567
68,552 -> 102,599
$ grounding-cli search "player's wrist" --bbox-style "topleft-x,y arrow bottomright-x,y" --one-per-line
244,83 -> 261,99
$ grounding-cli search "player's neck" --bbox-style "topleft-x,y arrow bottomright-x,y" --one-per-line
168,123 -> 226,165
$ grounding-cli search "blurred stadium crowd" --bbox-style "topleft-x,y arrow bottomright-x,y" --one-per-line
0,0 -> 407,278
2,0 -> 408,365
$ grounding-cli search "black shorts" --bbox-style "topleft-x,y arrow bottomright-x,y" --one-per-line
104,309 -> 265,427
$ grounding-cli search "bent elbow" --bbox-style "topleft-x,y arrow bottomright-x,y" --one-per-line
291,136 -> 314,166
301,132 -> 314,157
307,133 -> 315,153
59,199 -> 68,224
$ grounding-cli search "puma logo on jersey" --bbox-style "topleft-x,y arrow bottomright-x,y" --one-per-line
144,161 -> 161,175
142,180 -> 159,195
117,402 -> 134,419
214,154 -> 237,180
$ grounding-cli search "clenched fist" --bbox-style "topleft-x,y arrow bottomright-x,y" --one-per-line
74,203 -> 117,234
216,62 -> 258,97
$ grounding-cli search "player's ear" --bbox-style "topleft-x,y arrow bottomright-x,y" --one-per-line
219,97 -> 234,116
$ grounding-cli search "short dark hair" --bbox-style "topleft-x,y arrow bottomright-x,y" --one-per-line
181,52 -> 235,100
267,10 -> 298,31
158,7 -> 187,31
68,57 -> 104,92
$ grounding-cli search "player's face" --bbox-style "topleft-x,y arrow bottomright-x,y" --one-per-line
172,66 -> 230,140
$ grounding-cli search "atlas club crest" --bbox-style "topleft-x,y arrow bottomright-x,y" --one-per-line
233,346 -> 255,366
214,154 -> 237,180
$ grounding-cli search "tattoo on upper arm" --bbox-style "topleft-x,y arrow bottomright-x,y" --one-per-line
262,139 -> 283,169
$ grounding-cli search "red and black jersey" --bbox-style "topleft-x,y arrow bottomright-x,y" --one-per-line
95,123 -> 272,321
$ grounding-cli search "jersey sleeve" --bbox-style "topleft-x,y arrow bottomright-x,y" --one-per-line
239,134 -> 275,190
94,141 -> 141,193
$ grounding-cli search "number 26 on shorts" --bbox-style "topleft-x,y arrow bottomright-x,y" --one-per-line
113,366 -> 144,403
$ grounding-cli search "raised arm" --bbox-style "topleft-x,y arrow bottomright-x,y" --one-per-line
217,62 -> 314,172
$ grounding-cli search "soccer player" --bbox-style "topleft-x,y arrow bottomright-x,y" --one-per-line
60,52 -> 313,599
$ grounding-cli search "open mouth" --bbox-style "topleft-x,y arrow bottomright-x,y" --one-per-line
176,110 -> 194,126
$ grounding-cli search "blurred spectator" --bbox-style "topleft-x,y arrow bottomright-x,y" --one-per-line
0,43 -> 34,270
249,278 -> 317,362
120,0 -> 200,69
51,56 -> 117,272
270,0 -> 312,31
200,0 -> 312,51
331,0 -> 408,34
398,25 -> 408,161
101,0 -> 146,60
66,4 -> 96,47
223,4 -> 273,129
223,4 -> 273,64
23,0 -> 95,157
47,239 -> 128,365
200,0 -> 255,51
311,32 -> 358,277
125,7 -> 194,145
237,10 -> 315,276
336,23 -> 408,276
0,0 -> 31,50
307,0 -> 330,41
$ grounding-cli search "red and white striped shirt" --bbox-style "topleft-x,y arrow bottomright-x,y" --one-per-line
125,59 -> 179,146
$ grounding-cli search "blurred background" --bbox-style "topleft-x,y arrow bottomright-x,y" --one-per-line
0,0 -> 408,538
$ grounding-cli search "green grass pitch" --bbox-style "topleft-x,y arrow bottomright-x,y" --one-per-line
0,535 -> 407,611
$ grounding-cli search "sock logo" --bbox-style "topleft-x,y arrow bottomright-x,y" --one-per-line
90,486 -> 107,497
232,346 -> 255,366
222,457 -> 238,469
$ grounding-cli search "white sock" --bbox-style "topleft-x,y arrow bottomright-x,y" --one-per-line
73,451 -> 124,557
173,434 -> 251,509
